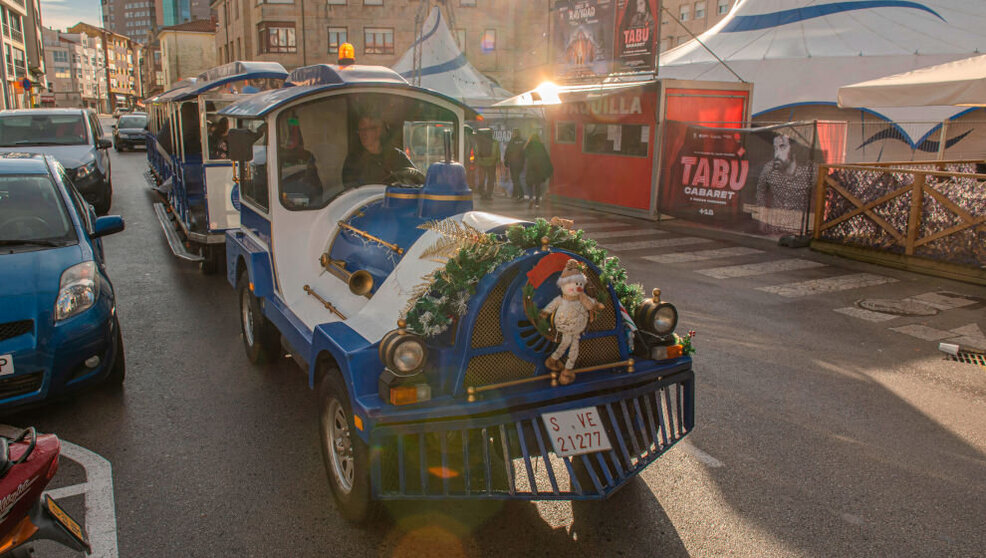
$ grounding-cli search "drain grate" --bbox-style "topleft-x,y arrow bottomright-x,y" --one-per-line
945,351 -> 986,368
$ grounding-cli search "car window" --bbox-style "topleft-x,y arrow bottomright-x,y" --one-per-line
55,164 -> 92,234
0,174 -> 77,243
0,114 -> 88,146
88,113 -> 103,143
118,115 -> 147,129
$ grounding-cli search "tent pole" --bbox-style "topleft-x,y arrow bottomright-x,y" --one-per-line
936,119 -> 948,161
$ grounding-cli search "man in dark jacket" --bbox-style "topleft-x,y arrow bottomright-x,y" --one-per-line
524,133 -> 552,208
474,128 -> 499,200
504,128 -> 526,200
342,115 -> 423,188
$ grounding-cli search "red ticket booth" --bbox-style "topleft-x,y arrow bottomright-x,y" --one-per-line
522,79 -> 753,219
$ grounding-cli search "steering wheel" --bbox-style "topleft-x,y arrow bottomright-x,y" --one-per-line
0,216 -> 51,237
385,167 -> 426,187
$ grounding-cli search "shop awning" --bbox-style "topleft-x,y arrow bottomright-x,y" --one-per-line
492,79 -> 656,107
838,54 -> 986,108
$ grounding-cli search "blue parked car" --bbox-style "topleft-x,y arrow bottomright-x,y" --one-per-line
0,153 -> 126,411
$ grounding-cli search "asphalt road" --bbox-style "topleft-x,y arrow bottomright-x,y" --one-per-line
4,135 -> 986,557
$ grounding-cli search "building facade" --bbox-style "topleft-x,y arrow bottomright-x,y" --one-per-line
157,19 -> 215,89
660,0 -> 735,51
42,27 -> 111,110
209,0 -> 732,95
211,0 -> 550,93
1,0 -> 36,108
67,22 -> 143,110
102,0 -> 211,42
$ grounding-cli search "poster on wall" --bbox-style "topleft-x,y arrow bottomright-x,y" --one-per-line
553,0 -> 615,80
660,121 -> 820,236
615,0 -> 658,72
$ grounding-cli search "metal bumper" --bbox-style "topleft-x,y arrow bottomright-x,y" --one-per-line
369,368 -> 694,500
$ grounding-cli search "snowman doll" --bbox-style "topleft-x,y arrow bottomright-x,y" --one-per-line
540,259 -> 605,385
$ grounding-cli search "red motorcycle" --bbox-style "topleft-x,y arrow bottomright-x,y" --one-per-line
0,428 -> 90,557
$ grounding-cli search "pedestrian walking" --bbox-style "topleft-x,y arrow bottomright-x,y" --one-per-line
475,128 -> 500,200
504,128 -> 527,200
523,133 -> 553,208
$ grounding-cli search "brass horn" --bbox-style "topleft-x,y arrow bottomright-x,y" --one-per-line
349,270 -> 374,296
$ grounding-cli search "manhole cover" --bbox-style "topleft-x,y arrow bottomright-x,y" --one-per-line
857,299 -> 940,316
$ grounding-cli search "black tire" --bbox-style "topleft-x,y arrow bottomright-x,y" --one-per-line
105,318 -> 126,386
93,186 -> 111,215
317,370 -> 378,524
199,244 -> 223,275
237,270 -> 281,364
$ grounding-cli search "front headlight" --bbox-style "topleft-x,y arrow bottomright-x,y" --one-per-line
75,161 -> 97,180
634,288 -> 678,338
55,261 -> 97,322
379,321 -> 429,375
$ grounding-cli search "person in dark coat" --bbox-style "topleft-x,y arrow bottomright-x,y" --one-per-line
504,128 -> 526,200
523,133 -> 552,208
474,128 -> 499,200
342,115 -> 423,188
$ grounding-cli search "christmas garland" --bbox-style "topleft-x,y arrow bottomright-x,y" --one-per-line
404,218 -> 645,338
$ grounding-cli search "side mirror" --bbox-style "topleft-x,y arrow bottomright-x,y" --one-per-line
97,138 -> 112,150
227,128 -> 255,162
92,215 -> 124,238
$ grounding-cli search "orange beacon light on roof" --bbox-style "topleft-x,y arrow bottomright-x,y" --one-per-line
338,43 -> 356,66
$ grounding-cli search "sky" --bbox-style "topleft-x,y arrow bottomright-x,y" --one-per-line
40,0 -> 103,32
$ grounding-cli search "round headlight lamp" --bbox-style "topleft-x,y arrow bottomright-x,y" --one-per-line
634,288 -> 678,338
651,303 -> 678,336
379,321 -> 428,375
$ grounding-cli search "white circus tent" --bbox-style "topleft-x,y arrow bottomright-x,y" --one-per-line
658,0 -> 986,142
839,53 -> 986,108
392,7 -> 513,109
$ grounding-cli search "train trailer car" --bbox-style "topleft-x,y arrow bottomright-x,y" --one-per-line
220,55 -> 695,523
145,62 -> 287,273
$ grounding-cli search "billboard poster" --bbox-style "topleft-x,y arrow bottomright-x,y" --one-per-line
553,0 -> 615,80
615,0 -> 658,72
660,121 -> 820,236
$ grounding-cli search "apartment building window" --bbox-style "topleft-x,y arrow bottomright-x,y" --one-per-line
8,13 -> 22,43
235,0 -> 240,17
11,47 -> 25,78
364,27 -> 393,54
4,46 -> 11,77
53,50 -> 68,63
327,27 -> 347,54
237,38 -> 242,59
481,29 -> 495,52
363,0 -> 383,5
460,0 -> 476,6
718,0 -> 731,15
695,2 -> 705,19
257,0 -> 293,5
258,22 -> 297,53
455,29 -> 465,50
680,5 -> 689,21
327,0 -> 346,4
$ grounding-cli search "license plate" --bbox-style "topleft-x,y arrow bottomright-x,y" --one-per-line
542,407 -> 612,457
0,354 -> 12,376
43,495 -> 89,550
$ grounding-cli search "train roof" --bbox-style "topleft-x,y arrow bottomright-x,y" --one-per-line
174,61 -> 288,101
153,78 -> 199,103
218,63 -> 479,119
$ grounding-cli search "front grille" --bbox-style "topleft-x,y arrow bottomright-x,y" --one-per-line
577,336 -> 621,367
0,320 -> 32,342
471,268 -> 518,349
370,370 -> 694,500
464,351 -> 537,388
0,372 -> 43,400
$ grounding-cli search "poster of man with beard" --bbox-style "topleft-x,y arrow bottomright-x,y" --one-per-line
616,0 -> 657,72
553,0 -> 615,79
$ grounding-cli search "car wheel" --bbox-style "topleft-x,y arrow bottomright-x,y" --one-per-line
105,318 -> 126,387
317,369 -> 378,524
199,244 -> 223,275
237,270 -> 280,364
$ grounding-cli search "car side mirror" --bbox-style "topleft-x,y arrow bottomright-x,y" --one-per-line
92,215 -> 124,238
97,138 -> 112,150
227,128 -> 255,162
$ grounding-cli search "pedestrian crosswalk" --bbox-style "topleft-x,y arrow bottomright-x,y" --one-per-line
480,202 -> 981,341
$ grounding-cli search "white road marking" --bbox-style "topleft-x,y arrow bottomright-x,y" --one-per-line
904,292 -> 978,310
833,307 -> 898,322
945,324 -> 986,350
57,441 -> 119,558
576,222 -> 635,231
696,258 -> 825,279
603,237 -> 714,251
757,273 -> 897,298
680,443 -> 724,468
644,246 -> 762,264
889,324 -> 955,341
44,482 -> 89,499
587,229 -> 666,239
